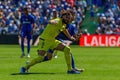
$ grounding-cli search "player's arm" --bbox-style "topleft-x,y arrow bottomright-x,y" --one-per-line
49,20 -> 58,25
62,29 -> 75,41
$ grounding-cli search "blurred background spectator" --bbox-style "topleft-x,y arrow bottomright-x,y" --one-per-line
96,0 -> 120,35
0,0 -> 87,35
0,0 -> 120,35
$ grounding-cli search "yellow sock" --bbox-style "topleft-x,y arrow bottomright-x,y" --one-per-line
25,56 -> 44,69
63,46 -> 72,71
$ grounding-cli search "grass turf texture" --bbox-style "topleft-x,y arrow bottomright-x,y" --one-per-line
0,45 -> 120,80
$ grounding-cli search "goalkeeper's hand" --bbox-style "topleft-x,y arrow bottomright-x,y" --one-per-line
74,33 -> 82,41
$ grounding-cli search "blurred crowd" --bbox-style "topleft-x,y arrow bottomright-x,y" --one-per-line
0,0 -> 87,35
1,0 -> 119,35
95,0 -> 120,35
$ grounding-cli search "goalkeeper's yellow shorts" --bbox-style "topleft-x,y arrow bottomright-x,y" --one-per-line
37,38 -> 61,52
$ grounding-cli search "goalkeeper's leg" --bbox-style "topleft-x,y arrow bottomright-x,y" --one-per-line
55,43 -> 80,74
20,50 -> 46,73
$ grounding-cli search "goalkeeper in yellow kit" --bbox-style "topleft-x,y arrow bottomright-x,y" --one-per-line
20,10 -> 80,74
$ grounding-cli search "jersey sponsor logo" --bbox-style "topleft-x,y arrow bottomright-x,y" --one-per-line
80,35 -> 120,47
23,21 -> 31,24
22,18 -> 31,24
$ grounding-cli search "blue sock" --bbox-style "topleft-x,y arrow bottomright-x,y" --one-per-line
21,38 -> 24,54
27,39 -> 31,54
71,53 -> 75,69
42,56 -> 49,62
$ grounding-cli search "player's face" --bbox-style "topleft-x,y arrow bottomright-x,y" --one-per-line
62,13 -> 72,24
24,9 -> 29,15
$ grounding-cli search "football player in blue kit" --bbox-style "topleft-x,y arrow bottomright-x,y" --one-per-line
19,8 -> 36,58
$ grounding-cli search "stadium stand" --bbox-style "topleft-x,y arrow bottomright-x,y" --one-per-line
0,0 -> 86,35
81,0 -> 120,34
0,0 -> 120,34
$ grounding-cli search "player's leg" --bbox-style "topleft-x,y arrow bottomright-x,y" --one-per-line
42,55 -> 49,61
70,53 -> 75,69
40,40 -> 84,72
20,37 -> 25,58
61,40 -> 76,70
27,38 -> 31,58
26,32 -> 33,58
70,52 -> 84,72
26,50 -> 46,69
54,40 -> 80,74
42,52 -> 53,62
20,31 -> 26,58
20,39 -> 50,73
55,43 -> 72,70
65,41 -> 84,72
40,49 -> 55,62
21,50 -> 46,73
62,40 -> 75,69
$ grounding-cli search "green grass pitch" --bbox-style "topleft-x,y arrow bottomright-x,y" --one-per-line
0,45 -> 120,80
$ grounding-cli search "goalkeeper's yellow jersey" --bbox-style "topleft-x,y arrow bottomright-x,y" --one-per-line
40,18 -> 66,40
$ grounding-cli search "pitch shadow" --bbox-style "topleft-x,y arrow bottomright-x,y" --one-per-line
11,72 -> 55,75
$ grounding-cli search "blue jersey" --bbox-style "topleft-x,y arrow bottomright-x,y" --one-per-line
56,24 -> 78,40
20,14 -> 35,39
20,14 -> 35,31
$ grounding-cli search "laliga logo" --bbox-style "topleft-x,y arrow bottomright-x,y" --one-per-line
80,35 -> 120,47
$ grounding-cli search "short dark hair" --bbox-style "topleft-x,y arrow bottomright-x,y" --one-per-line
61,10 -> 71,18
23,7 -> 28,11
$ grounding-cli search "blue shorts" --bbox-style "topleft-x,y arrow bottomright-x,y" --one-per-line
20,30 -> 32,39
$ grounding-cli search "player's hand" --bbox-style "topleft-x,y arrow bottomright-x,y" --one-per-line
78,33 -> 82,38
70,36 -> 76,41
75,35 -> 80,41
74,33 -> 82,41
